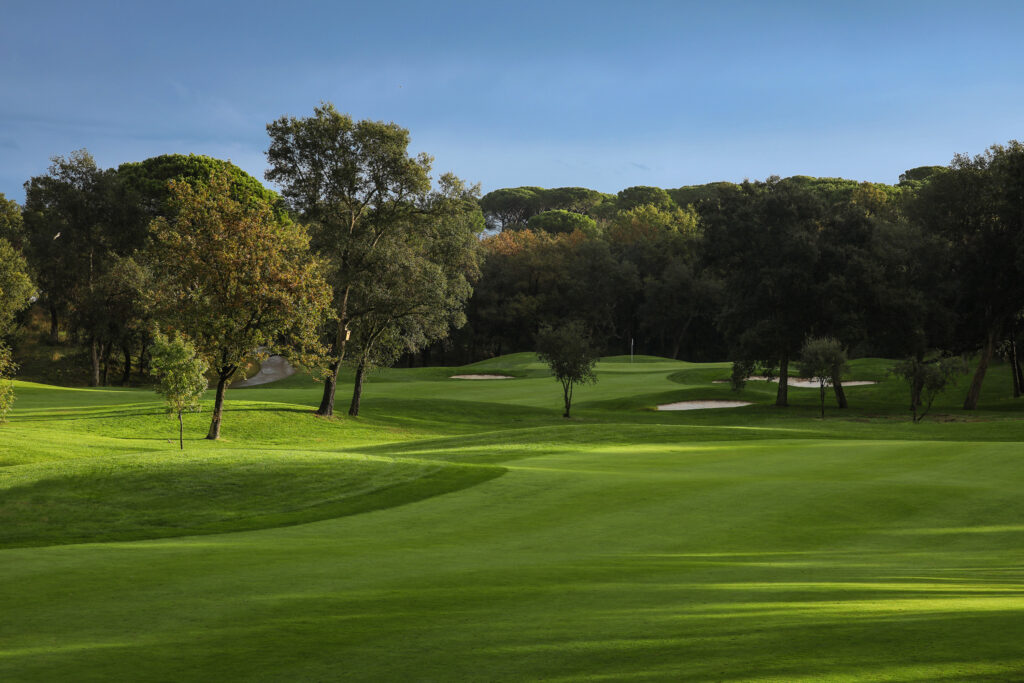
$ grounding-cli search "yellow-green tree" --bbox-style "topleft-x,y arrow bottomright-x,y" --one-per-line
148,169 -> 332,439
150,331 -> 209,449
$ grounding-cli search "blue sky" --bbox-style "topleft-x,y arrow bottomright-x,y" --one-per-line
3,1 -> 1023,202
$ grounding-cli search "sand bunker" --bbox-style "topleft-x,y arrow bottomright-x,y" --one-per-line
714,376 -> 876,389
232,355 -> 296,387
450,374 -> 514,380
657,400 -> 753,411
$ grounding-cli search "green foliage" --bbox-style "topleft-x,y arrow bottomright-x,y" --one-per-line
150,331 -> 209,448
536,320 -> 599,418
899,165 -> 948,185
265,102 -> 435,416
527,209 -> 599,236
0,193 -> 25,248
0,343 -> 16,423
891,355 -> 968,422
0,238 -> 35,337
118,153 -> 286,220
616,185 -> 676,212
798,337 -> 848,417
148,167 -> 332,438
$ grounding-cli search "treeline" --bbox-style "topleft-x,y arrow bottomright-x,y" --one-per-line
1,106 -> 1023,425
431,154 -> 1023,411
0,103 -> 484,436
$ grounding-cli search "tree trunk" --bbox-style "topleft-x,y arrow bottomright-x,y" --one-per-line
90,338 -> 101,387
832,367 -> 848,408
178,411 -> 184,450
563,380 -> 573,418
317,360 -> 340,417
963,327 -> 998,410
316,290 -> 351,417
121,345 -> 132,386
348,358 -> 367,417
49,304 -> 60,345
101,345 -> 110,387
819,381 -> 826,418
1009,328 -> 1021,399
775,354 -> 789,407
206,369 -> 235,440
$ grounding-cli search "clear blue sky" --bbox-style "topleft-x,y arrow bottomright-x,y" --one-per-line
3,1 -> 1023,202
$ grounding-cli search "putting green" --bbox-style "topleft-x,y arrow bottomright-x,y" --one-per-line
2,355 -> 1023,681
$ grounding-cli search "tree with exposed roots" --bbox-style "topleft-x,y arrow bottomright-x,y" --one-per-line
148,168 -> 331,440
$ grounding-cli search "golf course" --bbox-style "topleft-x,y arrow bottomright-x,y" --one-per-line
3,354 -> 1023,681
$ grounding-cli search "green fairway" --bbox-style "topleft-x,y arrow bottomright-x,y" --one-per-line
2,355 -> 1024,681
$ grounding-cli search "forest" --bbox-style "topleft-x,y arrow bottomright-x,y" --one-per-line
2,103 -> 1023,430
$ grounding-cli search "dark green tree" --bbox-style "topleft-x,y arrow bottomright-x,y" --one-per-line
265,102 -> 432,417
528,209 -> 598,236
798,337 -> 848,417
536,320 -> 600,418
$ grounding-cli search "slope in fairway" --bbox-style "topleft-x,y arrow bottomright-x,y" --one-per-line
2,356 -> 1024,681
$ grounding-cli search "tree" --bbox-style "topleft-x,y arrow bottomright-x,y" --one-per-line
0,193 -> 25,248
0,238 -> 35,337
527,209 -> 598,236
0,344 -> 16,424
616,186 -> 676,212
479,187 -> 543,230
265,102 -> 432,417
536,320 -> 600,418
148,168 -> 331,439
346,175 -> 483,416
798,337 -> 848,418
704,178 -> 825,406
912,142 -> 1024,409
150,331 -> 209,449
0,237 -> 34,424
891,356 -> 968,422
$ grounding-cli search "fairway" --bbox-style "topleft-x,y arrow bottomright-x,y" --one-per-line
3,355 -> 1024,681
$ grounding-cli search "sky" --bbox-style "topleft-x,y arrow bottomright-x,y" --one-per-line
3,0 -> 1024,202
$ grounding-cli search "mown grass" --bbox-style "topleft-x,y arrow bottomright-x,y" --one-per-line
1,355 -> 1023,681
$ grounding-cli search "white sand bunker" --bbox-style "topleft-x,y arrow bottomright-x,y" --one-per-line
450,374 -> 514,380
714,376 -> 876,389
657,400 -> 753,411
232,355 -> 296,387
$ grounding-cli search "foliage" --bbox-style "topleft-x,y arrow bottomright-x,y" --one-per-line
891,355 -> 969,422
0,343 -> 16,423
148,168 -> 331,438
798,337 -> 848,417
616,185 -> 676,212
149,331 -> 209,448
536,320 -> 599,418
0,238 -> 35,337
527,209 -> 598,236
0,193 -> 25,248
265,102 -> 432,416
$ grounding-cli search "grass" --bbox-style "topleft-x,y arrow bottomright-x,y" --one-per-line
2,354 -> 1024,681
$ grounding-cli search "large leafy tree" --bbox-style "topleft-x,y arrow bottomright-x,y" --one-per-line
912,142 -> 1024,409
345,174 -> 483,416
0,238 -> 34,423
704,178 -> 825,406
22,150 -> 146,383
265,102 -> 432,417
148,169 -> 331,439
